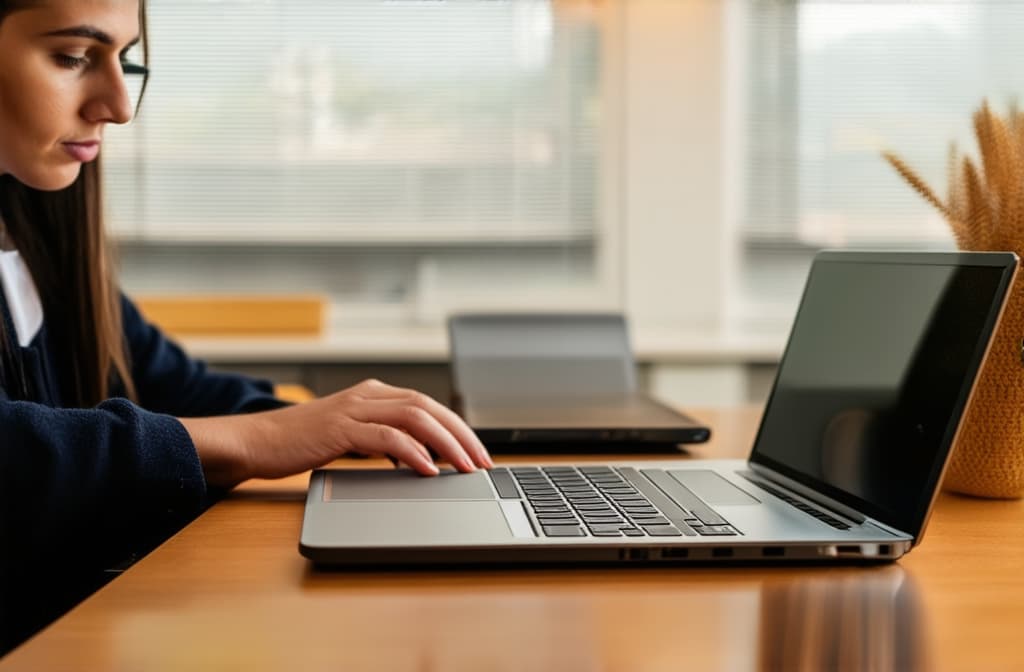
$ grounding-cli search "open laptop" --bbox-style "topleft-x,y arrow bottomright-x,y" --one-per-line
448,313 -> 711,447
301,251 -> 1017,565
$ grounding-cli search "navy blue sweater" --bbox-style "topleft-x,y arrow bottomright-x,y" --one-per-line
0,293 -> 286,653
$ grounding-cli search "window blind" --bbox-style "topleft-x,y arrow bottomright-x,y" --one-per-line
103,0 -> 601,245
744,1 -> 1024,249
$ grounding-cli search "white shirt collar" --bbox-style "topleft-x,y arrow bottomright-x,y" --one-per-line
0,244 -> 43,347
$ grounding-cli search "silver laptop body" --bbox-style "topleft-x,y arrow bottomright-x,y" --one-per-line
301,251 -> 1017,565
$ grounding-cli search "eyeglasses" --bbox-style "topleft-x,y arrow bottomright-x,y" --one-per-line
122,61 -> 149,120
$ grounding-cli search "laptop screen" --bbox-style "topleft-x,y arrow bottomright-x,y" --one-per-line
750,251 -> 1016,536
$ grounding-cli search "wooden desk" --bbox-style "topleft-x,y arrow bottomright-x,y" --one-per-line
3,407 -> 1024,671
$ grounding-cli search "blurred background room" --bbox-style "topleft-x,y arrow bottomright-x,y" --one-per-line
103,0 -> 1024,408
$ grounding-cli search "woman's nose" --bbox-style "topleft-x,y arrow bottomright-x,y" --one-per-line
81,61 -> 135,126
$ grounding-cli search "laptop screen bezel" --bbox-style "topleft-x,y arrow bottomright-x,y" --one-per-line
748,250 -> 1017,539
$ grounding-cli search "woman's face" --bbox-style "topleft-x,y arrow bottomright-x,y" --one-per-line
0,0 -> 139,191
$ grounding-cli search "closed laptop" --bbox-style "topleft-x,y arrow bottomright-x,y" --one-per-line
448,313 -> 711,446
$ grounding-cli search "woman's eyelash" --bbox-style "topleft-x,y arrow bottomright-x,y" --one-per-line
54,54 -> 89,70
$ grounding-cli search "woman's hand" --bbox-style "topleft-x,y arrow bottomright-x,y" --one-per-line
180,379 -> 493,488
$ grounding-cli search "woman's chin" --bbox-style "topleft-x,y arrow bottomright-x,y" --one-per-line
18,164 -> 82,191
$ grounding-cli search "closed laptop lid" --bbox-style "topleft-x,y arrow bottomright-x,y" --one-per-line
449,313 -> 636,402
749,250 -> 1017,540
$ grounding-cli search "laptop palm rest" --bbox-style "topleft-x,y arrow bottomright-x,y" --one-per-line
669,470 -> 760,505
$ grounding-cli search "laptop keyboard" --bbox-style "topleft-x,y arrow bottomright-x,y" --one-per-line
490,466 -> 737,538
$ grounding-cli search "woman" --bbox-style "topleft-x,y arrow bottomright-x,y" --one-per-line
0,0 -> 492,653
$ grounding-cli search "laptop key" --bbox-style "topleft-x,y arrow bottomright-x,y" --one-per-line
489,469 -> 521,499
581,514 -> 624,523
622,528 -> 647,537
695,525 -> 736,536
641,525 -> 683,536
610,497 -> 652,505
622,506 -> 660,514
583,519 -> 625,528
542,525 -> 587,537
588,523 -> 628,533
627,516 -> 670,526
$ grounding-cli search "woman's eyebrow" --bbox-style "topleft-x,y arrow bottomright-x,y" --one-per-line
41,25 -> 140,49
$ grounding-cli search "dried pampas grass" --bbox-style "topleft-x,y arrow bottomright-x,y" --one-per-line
884,100 -> 1024,251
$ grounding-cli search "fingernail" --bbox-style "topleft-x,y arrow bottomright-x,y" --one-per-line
426,462 -> 440,475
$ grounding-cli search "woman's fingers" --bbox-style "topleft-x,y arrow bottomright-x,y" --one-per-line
346,381 -> 493,469
362,402 -> 480,472
330,379 -> 494,473
337,381 -> 493,469
346,422 -> 439,475
404,392 -> 494,469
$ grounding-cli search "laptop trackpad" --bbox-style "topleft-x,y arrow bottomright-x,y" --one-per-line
318,471 -> 525,544
314,501 -> 518,544
668,469 -> 760,505
326,470 -> 495,501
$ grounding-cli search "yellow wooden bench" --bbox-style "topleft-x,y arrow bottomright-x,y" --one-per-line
134,294 -> 324,403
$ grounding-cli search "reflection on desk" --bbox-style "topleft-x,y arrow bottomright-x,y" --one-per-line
758,568 -> 926,672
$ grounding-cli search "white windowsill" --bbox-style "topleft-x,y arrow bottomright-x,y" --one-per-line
178,325 -> 787,365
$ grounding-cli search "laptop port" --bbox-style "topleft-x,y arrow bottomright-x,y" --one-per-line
878,544 -> 891,555
711,547 -> 733,558
836,545 -> 861,554
629,548 -> 649,561
762,546 -> 785,557
660,547 -> 689,559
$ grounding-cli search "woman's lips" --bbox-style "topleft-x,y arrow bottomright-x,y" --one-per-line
62,142 -> 100,163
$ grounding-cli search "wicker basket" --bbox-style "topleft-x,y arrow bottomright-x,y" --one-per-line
943,274 -> 1024,498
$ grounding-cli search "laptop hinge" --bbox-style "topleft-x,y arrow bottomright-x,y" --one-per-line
746,463 -> 871,525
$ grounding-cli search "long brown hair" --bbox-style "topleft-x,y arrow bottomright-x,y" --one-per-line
0,1 -> 147,406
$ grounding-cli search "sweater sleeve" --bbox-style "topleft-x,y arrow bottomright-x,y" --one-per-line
0,397 -> 205,550
0,397 -> 208,651
120,294 -> 290,417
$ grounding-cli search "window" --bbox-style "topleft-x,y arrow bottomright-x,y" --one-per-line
105,0 -> 615,323
738,1 -> 1024,327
